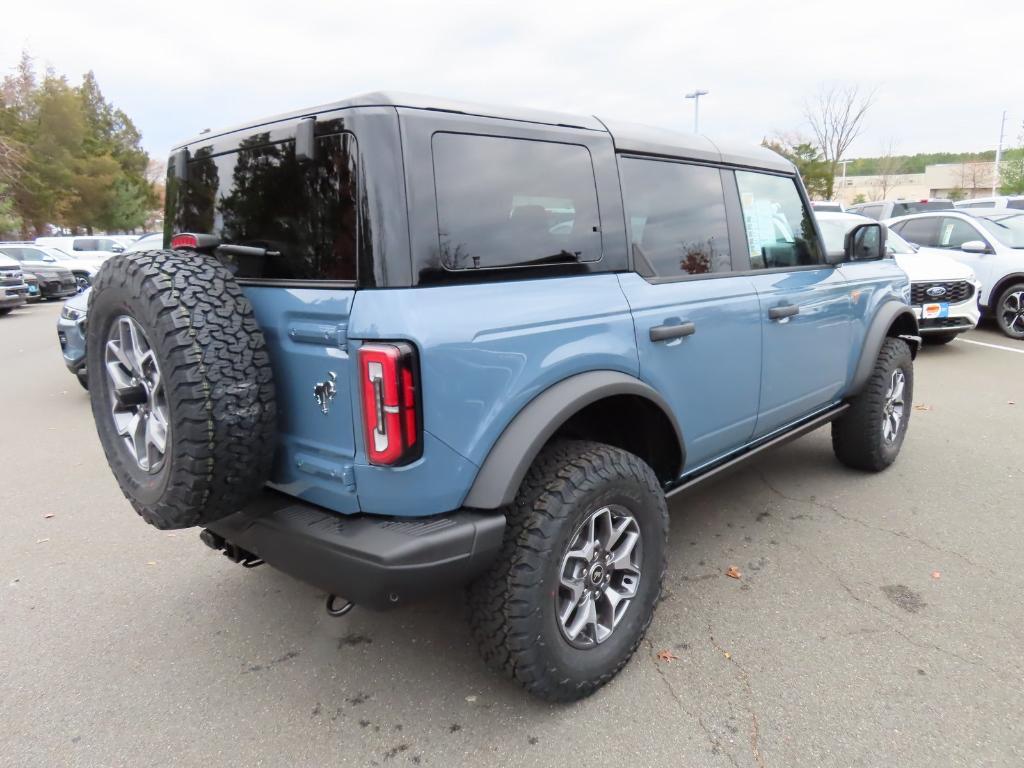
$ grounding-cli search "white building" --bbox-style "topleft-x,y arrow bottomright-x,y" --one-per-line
836,161 -> 1003,205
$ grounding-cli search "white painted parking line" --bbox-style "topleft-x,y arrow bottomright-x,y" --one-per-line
956,337 -> 1024,355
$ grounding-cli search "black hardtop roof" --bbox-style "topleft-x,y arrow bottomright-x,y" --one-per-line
173,91 -> 793,173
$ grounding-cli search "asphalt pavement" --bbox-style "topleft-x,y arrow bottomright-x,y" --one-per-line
2,300 -> 1022,768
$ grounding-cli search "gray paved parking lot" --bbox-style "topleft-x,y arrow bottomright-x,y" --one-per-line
2,301 -> 1023,768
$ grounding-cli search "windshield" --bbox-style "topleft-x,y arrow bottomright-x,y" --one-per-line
977,214 -> 1024,248
0,246 -> 58,263
891,201 -> 953,215
41,247 -> 74,260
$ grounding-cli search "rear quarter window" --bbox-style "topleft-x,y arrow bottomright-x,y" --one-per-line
169,132 -> 358,282
431,133 -> 602,271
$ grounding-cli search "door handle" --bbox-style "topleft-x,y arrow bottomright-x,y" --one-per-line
650,321 -> 696,342
768,304 -> 799,321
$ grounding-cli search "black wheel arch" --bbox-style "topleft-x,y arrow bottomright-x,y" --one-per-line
462,371 -> 685,509
848,301 -> 920,396
986,273 -> 1024,311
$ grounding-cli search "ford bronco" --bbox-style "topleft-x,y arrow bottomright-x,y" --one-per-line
86,93 -> 919,701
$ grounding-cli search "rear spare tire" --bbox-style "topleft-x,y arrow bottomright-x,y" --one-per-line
86,249 -> 276,529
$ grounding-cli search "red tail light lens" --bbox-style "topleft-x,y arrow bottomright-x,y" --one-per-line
171,233 -> 198,249
358,342 -> 421,466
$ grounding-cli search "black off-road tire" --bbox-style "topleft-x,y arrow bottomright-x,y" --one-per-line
832,338 -> 913,472
923,332 -> 958,346
86,249 -> 277,530
467,440 -> 668,702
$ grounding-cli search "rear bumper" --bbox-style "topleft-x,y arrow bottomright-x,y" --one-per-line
204,490 -> 505,610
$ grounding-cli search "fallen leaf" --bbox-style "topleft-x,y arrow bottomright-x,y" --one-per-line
723,652 -> 732,660
1009,401 -> 1015,406
43,513 -> 55,519
146,561 -> 157,566
36,538 -> 50,544
725,566 -> 742,579
914,404 -> 933,412
465,695 -> 477,703
931,571 -> 941,580
656,649 -> 679,663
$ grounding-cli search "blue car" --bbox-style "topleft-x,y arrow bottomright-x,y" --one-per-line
57,288 -> 89,389
82,93 -> 919,701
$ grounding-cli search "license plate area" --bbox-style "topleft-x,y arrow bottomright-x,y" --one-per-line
920,302 -> 949,319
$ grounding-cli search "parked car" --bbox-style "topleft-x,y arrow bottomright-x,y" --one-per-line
84,92 -> 920,701
0,252 -> 28,315
0,242 -> 100,291
817,212 -> 979,344
848,199 -> 954,220
884,210 -> 1024,339
123,233 -> 164,253
954,195 -> 1024,211
811,200 -> 844,213
34,236 -> 126,261
57,288 -> 90,389
0,245 -> 77,299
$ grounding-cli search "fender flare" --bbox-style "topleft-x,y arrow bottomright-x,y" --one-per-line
986,272 -> 1024,310
462,370 -> 685,510
849,301 -> 920,395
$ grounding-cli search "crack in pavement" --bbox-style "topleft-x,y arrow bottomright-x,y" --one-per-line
756,471 -> 1006,581
645,637 -> 740,768
782,538 -> 1020,689
704,626 -> 767,768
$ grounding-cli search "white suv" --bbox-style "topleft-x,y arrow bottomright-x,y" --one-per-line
817,212 -> 980,344
885,210 -> 1024,339
954,195 -> 1024,211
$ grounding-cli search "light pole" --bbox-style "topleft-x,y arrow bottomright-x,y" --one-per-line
993,110 -> 1007,196
839,159 -> 850,203
685,90 -> 709,134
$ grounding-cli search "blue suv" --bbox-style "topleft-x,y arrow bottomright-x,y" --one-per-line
85,93 -> 919,701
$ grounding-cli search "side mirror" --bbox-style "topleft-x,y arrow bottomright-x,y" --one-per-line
960,240 -> 988,254
844,222 -> 887,262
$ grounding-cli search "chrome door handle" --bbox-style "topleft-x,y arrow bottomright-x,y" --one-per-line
649,321 -> 696,342
768,304 -> 799,320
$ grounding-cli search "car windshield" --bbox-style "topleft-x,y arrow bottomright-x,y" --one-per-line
42,247 -> 74,260
0,246 -> 58,263
817,218 -> 915,256
977,214 -> 1024,248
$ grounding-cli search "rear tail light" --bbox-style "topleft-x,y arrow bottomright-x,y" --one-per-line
358,342 -> 421,466
170,233 -> 198,249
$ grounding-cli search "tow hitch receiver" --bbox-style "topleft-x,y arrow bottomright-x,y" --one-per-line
199,529 -> 265,569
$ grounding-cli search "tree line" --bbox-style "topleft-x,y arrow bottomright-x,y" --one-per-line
763,83 -> 1024,200
0,51 -> 157,239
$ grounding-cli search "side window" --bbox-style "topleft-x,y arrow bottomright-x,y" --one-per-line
1008,199 -> 1024,210
937,217 -> 983,249
73,239 -> 99,251
859,205 -> 883,220
432,133 -> 601,270
735,171 -> 822,269
893,217 -> 939,247
619,158 -> 731,278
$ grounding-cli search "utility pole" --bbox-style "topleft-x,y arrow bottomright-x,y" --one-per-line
993,110 -> 1007,196
685,90 -> 709,134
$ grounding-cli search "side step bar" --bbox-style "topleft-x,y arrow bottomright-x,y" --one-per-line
665,404 -> 849,498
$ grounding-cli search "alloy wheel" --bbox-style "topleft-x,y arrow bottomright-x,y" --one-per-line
104,315 -> 169,472
882,368 -> 906,444
999,290 -> 1024,337
556,504 -> 642,649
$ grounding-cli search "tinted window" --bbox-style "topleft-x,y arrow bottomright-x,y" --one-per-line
937,217 -> 983,248
859,205 -> 884,220
735,171 -> 821,268
170,132 -> 358,281
1008,199 -> 1024,210
432,133 -> 601,271
73,239 -> 99,251
892,217 -> 939,246
620,158 -> 730,278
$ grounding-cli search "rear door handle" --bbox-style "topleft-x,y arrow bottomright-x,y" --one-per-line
768,304 -> 799,320
649,321 -> 696,342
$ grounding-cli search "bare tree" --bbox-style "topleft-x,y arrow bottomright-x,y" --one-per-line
804,84 -> 876,198
871,140 -> 906,199
957,162 -> 993,197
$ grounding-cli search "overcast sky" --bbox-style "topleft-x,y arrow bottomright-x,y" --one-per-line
7,0 -> 1022,163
